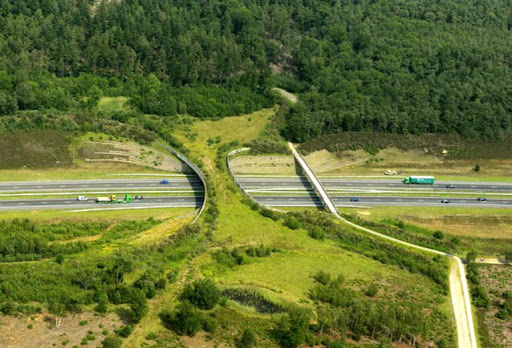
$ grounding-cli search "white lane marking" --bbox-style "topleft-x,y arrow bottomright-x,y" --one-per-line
492,186 -> 498,188
156,199 -> 163,202
288,198 -> 296,201
64,201 -> 73,203
37,186 -> 43,188
13,186 -> 19,189
396,199 -> 403,201
18,202 -> 25,205
42,202 -> 48,204
470,185 -> 476,188
375,199 -> 381,201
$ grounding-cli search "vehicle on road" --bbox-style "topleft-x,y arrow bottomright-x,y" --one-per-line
446,184 -> 456,189
350,197 -> 360,202
440,199 -> 450,203
477,197 -> 487,201
134,195 -> 143,200
77,196 -> 88,201
160,179 -> 169,184
96,194 -> 132,204
403,176 -> 435,185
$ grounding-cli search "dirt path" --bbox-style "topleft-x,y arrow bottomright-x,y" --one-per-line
450,260 -> 472,348
476,257 -> 510,265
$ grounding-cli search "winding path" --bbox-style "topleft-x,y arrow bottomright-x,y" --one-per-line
288,142 -> 477,348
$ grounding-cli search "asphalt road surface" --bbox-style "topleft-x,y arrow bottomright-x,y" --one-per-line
238,177 -> 512,192
0,196 -> 204,210
0,178 -> 203,193
255,195 -> 512,208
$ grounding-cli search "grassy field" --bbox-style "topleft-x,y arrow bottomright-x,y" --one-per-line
343,206 -> 512,239
0,130 -> 74,169
0,206 -> 194,223
97,96 -> 129,113
120,108 -> 457,347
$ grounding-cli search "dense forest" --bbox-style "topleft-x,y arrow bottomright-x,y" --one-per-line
1,0 -> 512,139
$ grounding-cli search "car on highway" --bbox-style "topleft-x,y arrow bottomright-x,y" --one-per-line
134,195 -> 143,200
440,199 -> 450,203
160,179 -> 169,184
446,184 -> 456,189
77,196 -> 88,201
477,197 -> 487,201
349,197 -> 360,202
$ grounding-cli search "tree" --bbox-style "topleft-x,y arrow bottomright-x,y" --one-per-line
473,164 -> 481,172
466,250 -> 477,264
95,293 -> 108,314
180,279 -> 221,310
160,301 -> 203,336
273,308 -> 311,348
129,289 -> 148,323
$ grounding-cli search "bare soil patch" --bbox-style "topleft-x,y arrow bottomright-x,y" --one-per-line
0,312 -> 120,348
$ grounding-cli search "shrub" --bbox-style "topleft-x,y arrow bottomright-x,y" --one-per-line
365,283 -> 379,297
202,316 -> 217,333
433,231 -> 444,240
235,328 -> 257,348
180,279 -> 221,310
114,325 -> 133,338
101,336 -> 122,348
284,217 -> 301,230
313,271 -> 331,286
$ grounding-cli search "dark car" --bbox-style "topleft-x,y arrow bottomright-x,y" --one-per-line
446,184 -> 456,189
350,197 -> 360,202
160,179 -> 169,184
440,199 -> 450,203
477,197 -> 487,201
134,195 -> 143,200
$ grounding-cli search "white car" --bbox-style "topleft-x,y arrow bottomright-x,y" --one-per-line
77,196 -> 88,201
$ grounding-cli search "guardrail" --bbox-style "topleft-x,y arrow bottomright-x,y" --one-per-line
157,141 -> 207,224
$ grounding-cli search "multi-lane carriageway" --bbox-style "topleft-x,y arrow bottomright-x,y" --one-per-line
0,178 -> 204,211
1,176 -> 511,211
237,176 -> 512,208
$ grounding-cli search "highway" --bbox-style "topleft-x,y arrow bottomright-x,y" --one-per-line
255,195 -> 512,208
0,178 -> 205,211
238,177 -> 512,192
0,178 -> 202,192
0,196 -> 203,210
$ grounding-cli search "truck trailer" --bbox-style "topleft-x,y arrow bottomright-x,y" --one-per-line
403,176 -> 435,185
96,194 -> 132,203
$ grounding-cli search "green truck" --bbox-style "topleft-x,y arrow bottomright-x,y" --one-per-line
96,194 -> 132,203
403,176 -> 435,185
